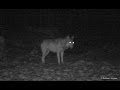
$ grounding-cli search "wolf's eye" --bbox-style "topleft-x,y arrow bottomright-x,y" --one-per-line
69,42 -> 71,43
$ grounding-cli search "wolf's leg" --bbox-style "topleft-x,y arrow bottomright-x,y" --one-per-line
61,51 -> 64,64
41,45 -> 47,64
41,49 -> 49,64
41,51 -> 45,64
57,52 -> 61,65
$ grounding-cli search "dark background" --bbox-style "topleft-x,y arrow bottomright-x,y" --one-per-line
0,9 -> 120,54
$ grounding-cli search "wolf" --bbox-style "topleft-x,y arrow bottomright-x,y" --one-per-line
41,36 -> 74,65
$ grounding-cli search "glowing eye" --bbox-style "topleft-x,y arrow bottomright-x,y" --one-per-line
69,42 -> 71,43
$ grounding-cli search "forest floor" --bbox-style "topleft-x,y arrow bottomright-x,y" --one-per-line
0,46 -> 120,81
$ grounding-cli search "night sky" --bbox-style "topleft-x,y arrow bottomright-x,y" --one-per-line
0,9 -> 120,49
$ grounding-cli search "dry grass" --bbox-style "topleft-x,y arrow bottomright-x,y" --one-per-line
0,48 -> 120,81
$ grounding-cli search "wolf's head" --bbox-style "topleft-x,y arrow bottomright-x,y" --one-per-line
65,36 -> 74,49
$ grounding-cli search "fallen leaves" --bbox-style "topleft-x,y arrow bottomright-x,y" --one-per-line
0,51 -> 120,81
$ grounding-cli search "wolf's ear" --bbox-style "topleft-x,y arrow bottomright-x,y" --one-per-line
71,36 -> 74,39
66,35 -> 70,39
